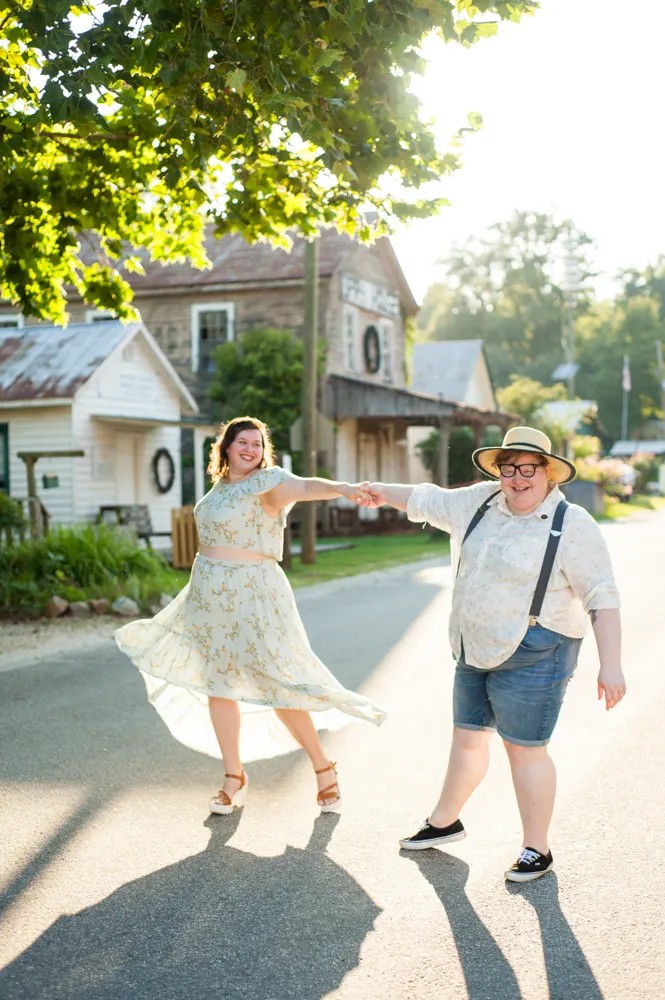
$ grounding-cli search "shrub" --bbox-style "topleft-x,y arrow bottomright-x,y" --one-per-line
629,453 -> 659,492
0,492 -> 26,541
0,523 -> 184,615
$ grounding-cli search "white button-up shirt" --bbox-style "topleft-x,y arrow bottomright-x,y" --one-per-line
407,480 -> 620,670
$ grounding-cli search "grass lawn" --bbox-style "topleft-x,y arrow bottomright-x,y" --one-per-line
285,530 -> 450,588
599,493 -> 665,521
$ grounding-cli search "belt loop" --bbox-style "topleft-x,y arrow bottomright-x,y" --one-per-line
529,616 -> 538,626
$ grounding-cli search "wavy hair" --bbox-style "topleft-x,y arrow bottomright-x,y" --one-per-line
207,416 -> 275,483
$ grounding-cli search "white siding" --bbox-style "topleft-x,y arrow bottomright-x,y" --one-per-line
334,419 -> 358,486
4,407 -> 77,524
467,356 -> 496,410
71,332 -> 185,530
407,427 -> 434,484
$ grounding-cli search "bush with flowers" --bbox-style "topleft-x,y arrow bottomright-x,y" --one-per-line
575,456 -> 635,499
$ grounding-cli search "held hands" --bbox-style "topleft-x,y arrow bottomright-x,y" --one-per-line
341,482 -> 379,507
341,482 -> 386,508
597,665 -> 626,711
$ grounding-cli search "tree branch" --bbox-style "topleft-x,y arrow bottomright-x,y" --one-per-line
36,130 -> 131,143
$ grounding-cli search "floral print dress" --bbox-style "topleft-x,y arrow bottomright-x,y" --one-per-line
115,466 -> 386,760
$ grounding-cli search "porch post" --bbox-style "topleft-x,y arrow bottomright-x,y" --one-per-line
437,417 -> 450,487
301,236 -> 319,564
24,456 -> 42,539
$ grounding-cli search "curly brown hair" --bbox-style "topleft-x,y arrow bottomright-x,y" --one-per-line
207,416 -> 276,483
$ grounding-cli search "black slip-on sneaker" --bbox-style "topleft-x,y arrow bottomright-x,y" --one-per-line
399,818 -> 466,851
504,847 -> 554,882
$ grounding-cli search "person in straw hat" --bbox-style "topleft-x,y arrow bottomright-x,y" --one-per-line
360,426 -> 624,882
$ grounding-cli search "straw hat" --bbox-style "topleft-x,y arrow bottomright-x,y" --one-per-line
472,426 -> 576,485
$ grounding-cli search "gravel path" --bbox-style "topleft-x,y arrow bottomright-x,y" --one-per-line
0,615 -> 132,673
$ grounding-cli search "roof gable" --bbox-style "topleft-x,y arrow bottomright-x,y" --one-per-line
77,226 -> 417,313
0,321 -> 131,401
0,321 -> 197,411
412,340 -> 490,403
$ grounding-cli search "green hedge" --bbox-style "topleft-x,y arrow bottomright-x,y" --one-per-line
0,523 -> 186,615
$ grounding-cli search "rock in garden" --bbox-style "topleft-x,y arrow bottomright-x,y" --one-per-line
111,596 -> 140,617
69,601 -> 91,618
158,593 -> 173,608
88,598 -> 110,615
44,595 -> 69,618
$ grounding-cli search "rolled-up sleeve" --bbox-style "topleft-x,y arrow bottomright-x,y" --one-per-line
560,509 -> 621,610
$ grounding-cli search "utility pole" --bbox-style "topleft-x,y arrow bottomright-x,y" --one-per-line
300,237 -> 318,564
656,340 -> 665,420
562,240 -> 581,398
621,354 -> 631,441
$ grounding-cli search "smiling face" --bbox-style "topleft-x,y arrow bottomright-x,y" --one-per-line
496,450 -> 551,515
226,427 -> 264,477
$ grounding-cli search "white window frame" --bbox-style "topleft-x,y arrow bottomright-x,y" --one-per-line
191,302 -> 235,373
343,305 -> 359,374
0,312 -> 24,329
379,320 -> 394,382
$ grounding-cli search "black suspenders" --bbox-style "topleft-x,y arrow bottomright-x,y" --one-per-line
459,492 -> 569,624
527,498 -> 568,623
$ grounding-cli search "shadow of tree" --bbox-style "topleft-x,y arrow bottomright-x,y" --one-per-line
1,814 -> 380,1000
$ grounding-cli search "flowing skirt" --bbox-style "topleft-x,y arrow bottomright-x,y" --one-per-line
115,554 -> 386,761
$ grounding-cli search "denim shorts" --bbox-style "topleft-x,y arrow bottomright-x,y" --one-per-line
453,625 -> 582,746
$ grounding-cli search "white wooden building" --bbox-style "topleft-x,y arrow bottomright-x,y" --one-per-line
0,321 -> 206,533
407,340 -> 499,481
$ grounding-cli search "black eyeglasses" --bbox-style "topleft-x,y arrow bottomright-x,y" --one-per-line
497,462 -> 544,479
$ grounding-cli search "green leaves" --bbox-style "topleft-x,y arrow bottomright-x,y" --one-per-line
0,0 -> 538,322
208,328 -> 306,454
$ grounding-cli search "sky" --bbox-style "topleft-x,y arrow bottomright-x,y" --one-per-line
390,0 -> 665,303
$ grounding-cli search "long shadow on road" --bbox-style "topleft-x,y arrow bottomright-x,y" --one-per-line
404,852 -> 522,1000
406,853 -> 604,1000
0,814 -> 379,1000
506,875 -> 604,1000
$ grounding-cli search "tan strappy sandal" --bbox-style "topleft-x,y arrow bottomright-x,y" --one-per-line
315,761 -> 342,814
209,771 -> 248,815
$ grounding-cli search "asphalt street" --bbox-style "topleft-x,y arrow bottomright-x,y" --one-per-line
1,509 -> 664,1000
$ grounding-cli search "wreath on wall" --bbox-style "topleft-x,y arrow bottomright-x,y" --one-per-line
151,447 -> 176,494
363,325 -> 381,374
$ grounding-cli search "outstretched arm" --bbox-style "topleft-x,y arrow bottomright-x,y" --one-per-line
263,475 -> 371,514
590,608 -> 626,710
362,482 -> 415,512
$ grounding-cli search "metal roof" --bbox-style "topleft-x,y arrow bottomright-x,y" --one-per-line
610,440 -> 665,457
76,226 -> 419,314
411,340 -> 486,402
0,321 -> 134,401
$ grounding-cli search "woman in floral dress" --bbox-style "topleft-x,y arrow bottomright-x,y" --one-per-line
116,416 -> 386,815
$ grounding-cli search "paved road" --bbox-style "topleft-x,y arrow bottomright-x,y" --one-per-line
1,511 -> 664,1000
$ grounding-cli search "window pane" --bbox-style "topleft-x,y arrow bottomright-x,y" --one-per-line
198,310 -> 229,371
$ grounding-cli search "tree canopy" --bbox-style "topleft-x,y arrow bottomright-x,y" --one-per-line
207,328 -> 306,455
417,210 -> 593,386
417,210 -> 665,442
0,0 -> 537,323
